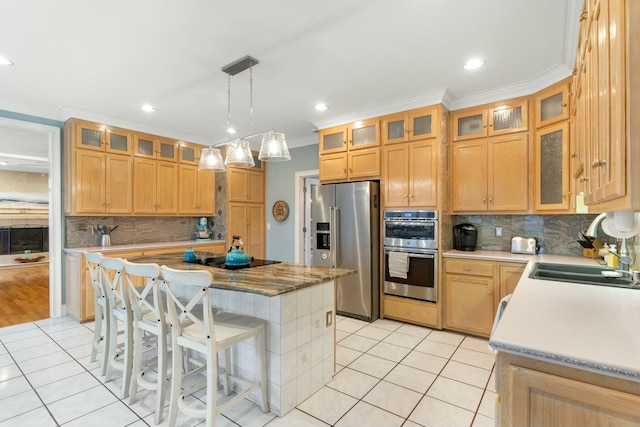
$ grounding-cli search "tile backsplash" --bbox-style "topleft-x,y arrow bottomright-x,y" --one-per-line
452,214 -> 606,256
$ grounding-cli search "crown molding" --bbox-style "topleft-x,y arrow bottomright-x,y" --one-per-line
0,101 -> 60,123
58,106 -> 213,146
311,88 -> 448,130
450,64 -> 573,111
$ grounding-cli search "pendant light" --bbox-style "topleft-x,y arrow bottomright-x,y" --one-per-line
198,146 -> 225,171
217,55 -> 291,167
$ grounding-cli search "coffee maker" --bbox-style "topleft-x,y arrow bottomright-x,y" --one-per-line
453,223 -> 478,251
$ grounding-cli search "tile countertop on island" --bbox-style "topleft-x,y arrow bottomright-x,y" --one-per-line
129,252 -> 356,297
443,250 -> 640,383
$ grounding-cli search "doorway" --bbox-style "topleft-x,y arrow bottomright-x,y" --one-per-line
0,117 -> 63,320
294,169 -> 318,263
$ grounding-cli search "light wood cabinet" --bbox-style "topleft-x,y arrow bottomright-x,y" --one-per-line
228,167 -> 264,203
72,150 -> 133,215
452,134 -> 529,212
534,121 -> 570,212
72,119 -> 133,154
444,258 -> 496,336
573,0 -> 635,211
498,263 -> 525,297
382,105 -> 439,144
133,159 -> 178,215
228,202 -> 265,259
443,258 -> 524,337
178,165 -> 216,215
534,80 -> 570,128
452,98 -> 528,142
383,140 -> 437,208
318,120 -> 381,183
497,352 -> 640,427
382,295 -> 440,329
133,133 -> 178,162
178,142 -> 200,165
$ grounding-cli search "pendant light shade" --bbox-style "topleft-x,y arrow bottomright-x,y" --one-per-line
224,140 -> 255,168
198,147 -> 226,172
259,131 -> 291,161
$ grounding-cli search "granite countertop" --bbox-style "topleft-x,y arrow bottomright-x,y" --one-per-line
129,252 -> 355,297
64,240 -> 226,256
471,250 -> 640,383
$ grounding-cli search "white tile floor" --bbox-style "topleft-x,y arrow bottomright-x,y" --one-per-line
0,315 -> 496,427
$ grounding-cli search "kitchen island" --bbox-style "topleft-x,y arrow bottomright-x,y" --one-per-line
484,253 -> 640,426
130,252 -> 355,417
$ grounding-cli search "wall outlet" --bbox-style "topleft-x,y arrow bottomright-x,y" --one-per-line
326,310 -> 333,327
496,226 -> 503,237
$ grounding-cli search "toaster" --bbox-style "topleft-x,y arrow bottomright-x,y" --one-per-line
511,237 -> 537,255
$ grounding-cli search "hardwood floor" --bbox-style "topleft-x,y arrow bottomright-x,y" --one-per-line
0,265 -> 49,327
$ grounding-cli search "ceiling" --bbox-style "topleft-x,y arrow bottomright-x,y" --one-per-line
0,0 -> 580,169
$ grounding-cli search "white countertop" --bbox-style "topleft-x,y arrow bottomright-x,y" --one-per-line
64,240 -> 226,256
454,250 -> 640,382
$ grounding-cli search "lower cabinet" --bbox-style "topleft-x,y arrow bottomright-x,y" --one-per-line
443,258 -> 525,337
497,352 -> 640,427
382,295 -> 440,329
65,242 -> 225,322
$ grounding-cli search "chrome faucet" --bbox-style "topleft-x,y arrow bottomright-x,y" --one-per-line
608,238 -> 633,271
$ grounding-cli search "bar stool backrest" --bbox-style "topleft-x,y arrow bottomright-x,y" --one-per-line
122,260 -> 163,323
100,256 -> 128,312
160,266 -> 215,341
85,252 -> 106,303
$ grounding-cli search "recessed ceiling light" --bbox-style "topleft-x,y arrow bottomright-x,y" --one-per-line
0,56 -> 14,66
227,127 -> 237,134
464,58 -> 485,70
140,104 -> 157,112
314,103 -> 329,111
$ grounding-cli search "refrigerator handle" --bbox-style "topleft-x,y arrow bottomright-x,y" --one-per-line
334,207 -> 340,267
329,207 -> 336,267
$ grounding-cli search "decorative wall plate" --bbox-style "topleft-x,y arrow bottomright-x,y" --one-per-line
272,200 -> 289,221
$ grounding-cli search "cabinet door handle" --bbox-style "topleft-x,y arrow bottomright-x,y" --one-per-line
349,168 -> 353,173
483,198 -> 487,204
343,168 -> 347,173
580,176 -> 590,182
489,197 -> 493,203
489,122 -> 493,127
465,266 -> 470,271
591,159 -> 606,167
571,152 -> 579,158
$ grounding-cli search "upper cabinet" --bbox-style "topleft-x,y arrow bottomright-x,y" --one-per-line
452,134 -> 529,213
382,105 -> 439,144
319,119 -> 380,155
534,121 -> 570,212
534,80 -> 570,128
64,117 -> 212,216
452,98 -> 528,142
318,119 -> 381,183
73,119 -> 133,154
383,140 -> 438,208
133,133 -> 178,162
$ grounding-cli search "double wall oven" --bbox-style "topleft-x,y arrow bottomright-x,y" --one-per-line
383,210 -> 438,303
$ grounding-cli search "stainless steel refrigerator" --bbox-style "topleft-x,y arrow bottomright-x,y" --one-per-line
310,181 -> 380,321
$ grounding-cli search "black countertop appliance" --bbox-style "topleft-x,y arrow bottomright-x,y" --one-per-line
453,223 -> 478,251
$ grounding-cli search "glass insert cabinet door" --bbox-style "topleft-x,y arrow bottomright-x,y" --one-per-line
75,120 -> 132,154
453,100 -> 528,141
382,106 -> 438,144
535,121 -> 570,211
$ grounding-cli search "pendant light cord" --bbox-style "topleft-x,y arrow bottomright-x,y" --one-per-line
227,73 -> 232,138
249,65 -> 253,135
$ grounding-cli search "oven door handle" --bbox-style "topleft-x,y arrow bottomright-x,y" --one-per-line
406,253 -> 436,260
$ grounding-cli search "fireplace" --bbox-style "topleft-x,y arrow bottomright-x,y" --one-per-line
0,226 -> 49,255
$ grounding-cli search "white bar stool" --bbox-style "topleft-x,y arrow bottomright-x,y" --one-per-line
160,265 -> 269,427
100,255 -> 134,399
123,260 -> 169,424
84,252 -> 109,376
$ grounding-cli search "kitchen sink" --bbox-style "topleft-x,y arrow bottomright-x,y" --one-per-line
529,262 -> 639,289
